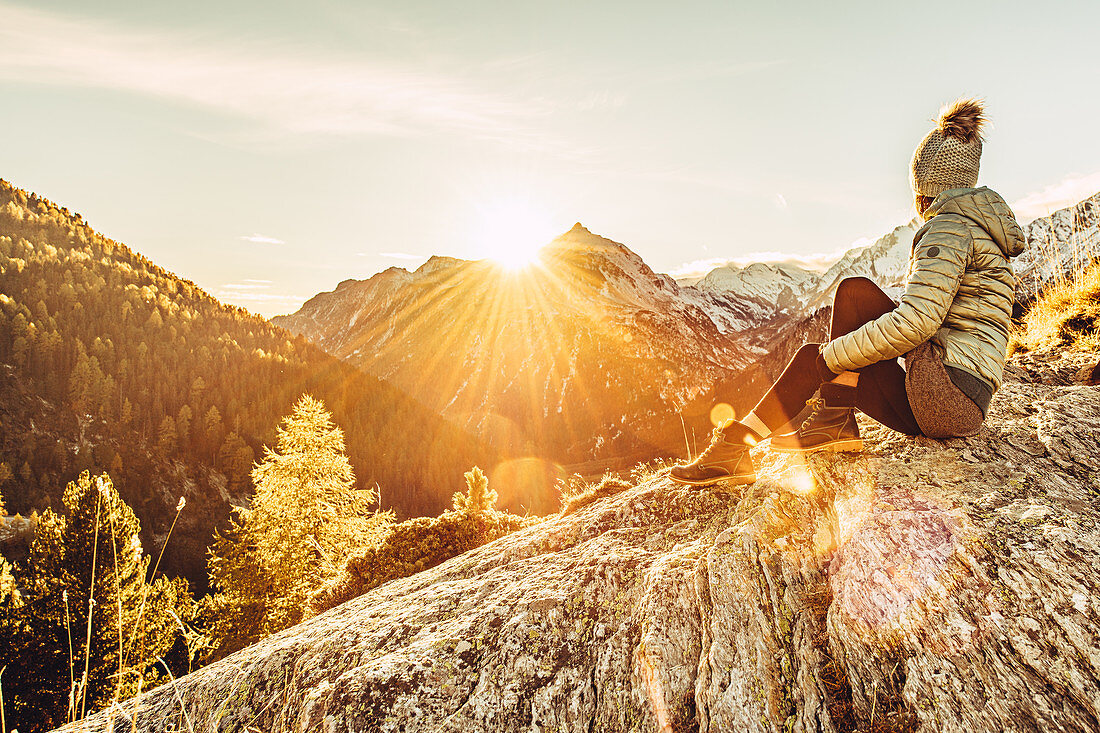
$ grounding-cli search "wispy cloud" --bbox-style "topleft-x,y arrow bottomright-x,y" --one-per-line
1011,171 -> 1100,223
214,285 -> 307,314
376,252 -> 426,260
238,233 -> 285,244
0,3 -> 551,144
219,281 -> 273,290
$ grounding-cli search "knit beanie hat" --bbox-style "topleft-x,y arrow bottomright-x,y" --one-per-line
910,98 -> 986,197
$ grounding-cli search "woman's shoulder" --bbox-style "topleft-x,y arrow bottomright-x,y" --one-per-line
912,212 -> 973,248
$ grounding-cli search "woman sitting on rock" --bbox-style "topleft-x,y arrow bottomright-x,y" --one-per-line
671,98 -> 1026,487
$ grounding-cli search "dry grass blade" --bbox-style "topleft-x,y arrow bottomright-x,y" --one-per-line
108,504 -> 125,712
64,590 -> 76,722
155,657 -> 195,733
79,491 -> 103,722
1,664 -> 8,733
679,413 -> 692,461
1012,261 -> 1100,353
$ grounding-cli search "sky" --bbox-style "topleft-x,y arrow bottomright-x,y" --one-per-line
1,0 -> 1099,317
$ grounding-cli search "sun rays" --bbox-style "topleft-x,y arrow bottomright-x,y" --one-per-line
334,233 -> 619,475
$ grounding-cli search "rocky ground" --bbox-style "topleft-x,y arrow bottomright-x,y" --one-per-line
64,347 -> 1100,733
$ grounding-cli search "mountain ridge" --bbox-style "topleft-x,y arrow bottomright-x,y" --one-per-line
274,225 -> 759,488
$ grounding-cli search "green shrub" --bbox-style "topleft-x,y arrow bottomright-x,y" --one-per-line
312,467 -> 532,613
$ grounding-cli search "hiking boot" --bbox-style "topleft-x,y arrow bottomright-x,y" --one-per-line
770,393 -> 862,454
670,425 -> 756,487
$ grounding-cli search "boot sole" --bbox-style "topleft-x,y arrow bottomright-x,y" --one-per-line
770,439 -> 863,455
669,473 -> 756,487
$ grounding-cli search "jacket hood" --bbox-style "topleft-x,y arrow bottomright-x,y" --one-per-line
923,187 -> 1026,258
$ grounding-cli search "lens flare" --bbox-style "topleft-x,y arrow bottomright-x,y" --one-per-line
709,402 -> 736,428
788,465 -> 817,495
489,457 -> 565,515
634,645 -> 671,731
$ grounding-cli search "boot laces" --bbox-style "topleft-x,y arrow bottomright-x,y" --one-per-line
691,427 -> 729,465
801,397 -> 826,429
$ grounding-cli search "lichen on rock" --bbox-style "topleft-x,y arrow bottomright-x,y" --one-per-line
63,347 -> 1100,733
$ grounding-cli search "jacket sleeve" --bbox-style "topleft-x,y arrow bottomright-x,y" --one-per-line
822,214 -> 973,372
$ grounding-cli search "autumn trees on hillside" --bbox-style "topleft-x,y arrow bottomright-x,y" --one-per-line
0,179 -> 495,584
0,390 -> 531,732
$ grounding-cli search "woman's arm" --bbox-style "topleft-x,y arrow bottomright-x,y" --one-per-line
822,213 -> 973,372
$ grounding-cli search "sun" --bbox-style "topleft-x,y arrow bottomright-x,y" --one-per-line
471,195 -> 558,271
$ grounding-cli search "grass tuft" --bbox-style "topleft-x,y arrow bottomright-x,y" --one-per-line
1011,260 -> 1100,354
559,473 -> 634,515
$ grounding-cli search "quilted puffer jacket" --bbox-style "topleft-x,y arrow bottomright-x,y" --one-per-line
822,186 -> 1026,392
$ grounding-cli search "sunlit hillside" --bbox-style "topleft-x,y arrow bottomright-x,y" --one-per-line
0,180 -> 494,586
275,224 -> 762,490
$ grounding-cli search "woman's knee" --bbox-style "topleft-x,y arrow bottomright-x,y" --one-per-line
834,277 -> 894,316
835,277 -> 877,300
793,343 -> 822,362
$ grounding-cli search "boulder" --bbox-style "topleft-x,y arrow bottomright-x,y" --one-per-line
63,348 -> 1100,733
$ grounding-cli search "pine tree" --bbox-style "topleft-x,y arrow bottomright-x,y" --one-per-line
0,550 -> 13,606
157,416 -> 177,457
68,351 -> 93,414
218,431 -> 253,494
203,405 -> 223,462
109,452 -> 124,482
452,466 -> 498,514
207,395 -> 388,657
176,404 -> 192,445
0,486 -> 14,606
0,472 -> 191,731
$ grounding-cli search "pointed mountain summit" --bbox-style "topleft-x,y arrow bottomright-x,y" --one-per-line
274,227 -> 757,500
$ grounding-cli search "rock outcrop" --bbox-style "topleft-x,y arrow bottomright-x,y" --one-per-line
66,348 -> 1100,733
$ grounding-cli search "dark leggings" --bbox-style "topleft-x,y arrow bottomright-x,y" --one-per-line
749,277 -> 922,436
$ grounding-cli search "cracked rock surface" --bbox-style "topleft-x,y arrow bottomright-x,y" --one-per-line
64,347 -> 1100,733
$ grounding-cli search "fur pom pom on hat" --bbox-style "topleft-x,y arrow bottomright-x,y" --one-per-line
910,98 -> 986,197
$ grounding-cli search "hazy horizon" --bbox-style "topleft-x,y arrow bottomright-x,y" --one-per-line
2,0 -> 1099,316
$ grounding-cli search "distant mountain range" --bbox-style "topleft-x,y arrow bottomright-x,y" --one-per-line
272,221 -> 926,464
274,190 -> 1100,476
676,221 -> 917,324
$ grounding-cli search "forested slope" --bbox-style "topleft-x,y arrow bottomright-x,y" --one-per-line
0,180 -> 493,587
